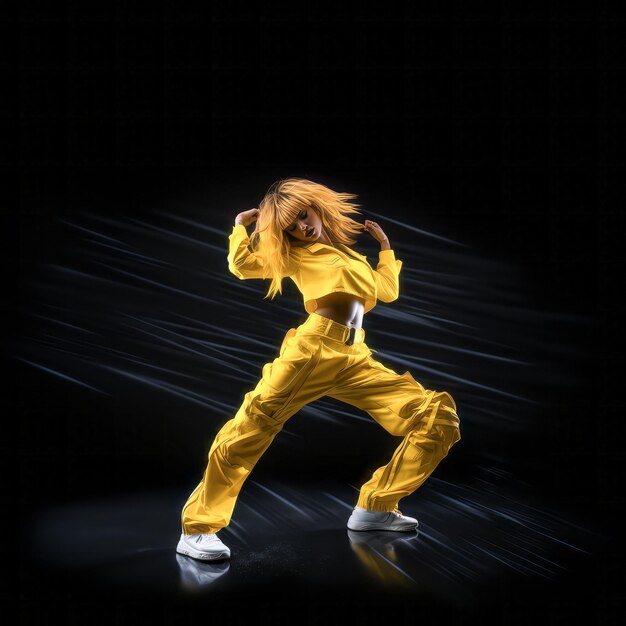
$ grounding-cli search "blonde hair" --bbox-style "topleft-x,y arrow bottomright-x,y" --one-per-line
249,178 -> 365,301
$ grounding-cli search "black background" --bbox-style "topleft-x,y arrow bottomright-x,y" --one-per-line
6,1 -> 626,624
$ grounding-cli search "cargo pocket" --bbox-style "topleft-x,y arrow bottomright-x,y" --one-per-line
434,421 -> 461,458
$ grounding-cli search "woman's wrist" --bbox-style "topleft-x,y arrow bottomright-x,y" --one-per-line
380,237 -> 391,251
235,218 -> 245,227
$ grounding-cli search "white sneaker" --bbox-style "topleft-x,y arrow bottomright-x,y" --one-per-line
347,506 -> 418,532
176,533 -> 231,561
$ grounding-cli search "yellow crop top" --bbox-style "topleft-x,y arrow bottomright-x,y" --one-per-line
227,223 -> 403,313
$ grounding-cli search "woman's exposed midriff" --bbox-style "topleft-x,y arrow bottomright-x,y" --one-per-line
313,292 -> 366,328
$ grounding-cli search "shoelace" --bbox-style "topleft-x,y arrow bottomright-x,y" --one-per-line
392,508 -> 403,517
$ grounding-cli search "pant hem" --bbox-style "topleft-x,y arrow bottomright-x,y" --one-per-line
356,497 -> 398,512
181,525 -> 225,535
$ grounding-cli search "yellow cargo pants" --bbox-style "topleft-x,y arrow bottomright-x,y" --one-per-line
181,312 -> 461,535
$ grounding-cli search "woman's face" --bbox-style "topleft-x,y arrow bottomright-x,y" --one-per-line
283,206 -> 323,242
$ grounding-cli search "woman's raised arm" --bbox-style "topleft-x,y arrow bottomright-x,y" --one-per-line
227,209 -> 269,279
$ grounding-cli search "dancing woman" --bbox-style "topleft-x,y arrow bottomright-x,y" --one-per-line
176,178 -> 461,561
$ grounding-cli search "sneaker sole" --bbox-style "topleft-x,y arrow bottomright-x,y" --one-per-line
347,520 -> 418,532
176,540 -> 231,561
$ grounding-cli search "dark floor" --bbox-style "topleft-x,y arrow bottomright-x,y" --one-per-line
21,475 -> 612,618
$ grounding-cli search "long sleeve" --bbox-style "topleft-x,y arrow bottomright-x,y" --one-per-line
374,249 -> 403,302
227,224 -> 299,280
227,224 -> 268,279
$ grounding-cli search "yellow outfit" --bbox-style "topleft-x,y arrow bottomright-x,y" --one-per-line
181,225 -> 461,534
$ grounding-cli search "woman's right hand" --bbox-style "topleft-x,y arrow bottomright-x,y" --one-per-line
235,208 -> 259,227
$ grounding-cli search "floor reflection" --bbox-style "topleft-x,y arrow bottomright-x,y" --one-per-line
346,529 -> 420,588
176,554 -> 230,592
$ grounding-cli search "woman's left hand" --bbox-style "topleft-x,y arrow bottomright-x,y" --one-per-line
364,220 -> 389,247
